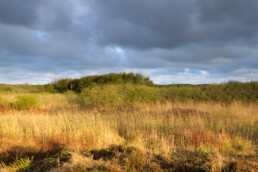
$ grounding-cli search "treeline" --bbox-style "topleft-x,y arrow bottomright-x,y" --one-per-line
52,73 -> 154,93
0,73 -> 257,104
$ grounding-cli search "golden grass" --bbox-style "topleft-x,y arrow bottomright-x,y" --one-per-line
0,93 -> 257,171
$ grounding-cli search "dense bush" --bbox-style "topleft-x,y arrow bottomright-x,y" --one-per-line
157,86 -> 208,102
79,85 -> 123,108
156,81 -> 258,104
78,84 -> 158,109
53,73 -> 154,93
77,81 -> 258,109
13,95 -> 38,110
45,84 -> 57,93
199,81 -> 258,103
123,84 -> 157,103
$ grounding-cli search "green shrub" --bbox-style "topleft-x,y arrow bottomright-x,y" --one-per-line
222,141 -> 233,154
156,81 -> 258,104
13,95 -> 38,110
123,84 -> 156,103
80,85 -> 123,108
11,156 -> 34,171
45,84 -> 57,93
76,81 -> 258,109
78,84 -> 158,109
198,144 -> 208,156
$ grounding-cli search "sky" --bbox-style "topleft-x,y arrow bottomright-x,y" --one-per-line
0,0 -> 258,85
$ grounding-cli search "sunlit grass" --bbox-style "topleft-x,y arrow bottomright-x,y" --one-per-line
0,92 -> 257,171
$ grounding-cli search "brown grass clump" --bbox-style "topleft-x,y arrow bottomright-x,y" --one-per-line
0,103 -> 13,113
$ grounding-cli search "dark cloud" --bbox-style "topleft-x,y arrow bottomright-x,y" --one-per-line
89,0 -> 258,49
0,0 -> 257,84
195,0 -> 258,43
89,0 -> 196,49
0,0 -> 39,26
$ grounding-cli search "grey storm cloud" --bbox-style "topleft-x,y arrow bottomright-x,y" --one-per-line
0,0 -> 258,84
0,0 -> 39,26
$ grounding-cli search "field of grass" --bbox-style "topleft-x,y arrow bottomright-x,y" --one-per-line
0,83 -> 257,171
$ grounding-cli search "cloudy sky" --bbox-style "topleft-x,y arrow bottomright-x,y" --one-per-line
0,0 -> 258,84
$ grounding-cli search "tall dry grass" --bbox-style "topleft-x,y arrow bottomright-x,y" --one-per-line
0,93 -> 257,171
0,98 -> 257,153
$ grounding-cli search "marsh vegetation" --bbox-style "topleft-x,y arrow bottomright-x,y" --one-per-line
0,73 -> 257,171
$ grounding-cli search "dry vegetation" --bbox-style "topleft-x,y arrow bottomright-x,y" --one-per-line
0,83 -> 257,171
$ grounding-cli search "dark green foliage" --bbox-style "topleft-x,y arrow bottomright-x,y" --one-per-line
53,73 -> 154,93
45,84 -> 57,93
53,78 -> 71,93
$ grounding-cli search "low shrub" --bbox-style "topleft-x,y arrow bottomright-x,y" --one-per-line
11,156 -> 34,171
13,95 -> 38,110
79,85 -> 123,108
